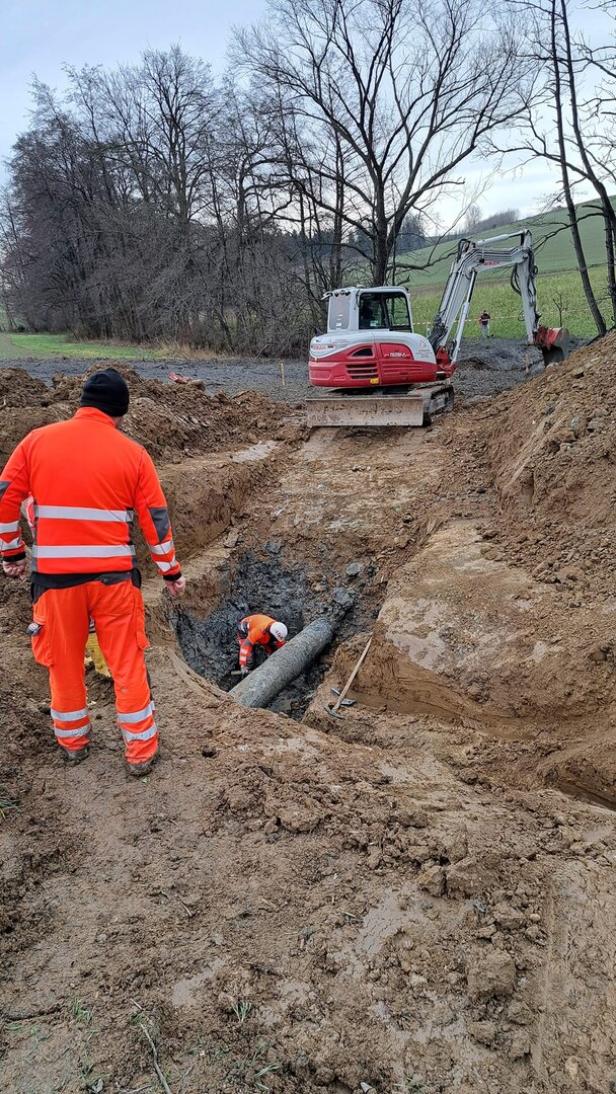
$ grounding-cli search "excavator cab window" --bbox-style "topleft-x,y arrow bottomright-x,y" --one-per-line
386,294 -> 412,330
358,292 -> 411,331
328,294 -> 351,330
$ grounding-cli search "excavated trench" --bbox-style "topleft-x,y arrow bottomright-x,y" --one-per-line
173,545 -> 378,718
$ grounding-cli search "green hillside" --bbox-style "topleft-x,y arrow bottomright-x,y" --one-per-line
401,201 -> 614,339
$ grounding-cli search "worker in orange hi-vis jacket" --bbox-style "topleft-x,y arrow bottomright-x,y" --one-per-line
22,495 -> 111,678
237,614 -> 288,675
0,368 -> 186,776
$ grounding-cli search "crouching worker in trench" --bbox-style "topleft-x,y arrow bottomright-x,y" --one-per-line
237,614 -> 288,675
0,368 -> 186,776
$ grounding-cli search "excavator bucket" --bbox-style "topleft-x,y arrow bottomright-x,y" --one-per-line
306,384 -> 454,429
534,325 -> 570,367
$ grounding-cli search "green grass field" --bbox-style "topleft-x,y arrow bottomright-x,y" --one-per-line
401,201 -> 614,340
0,332 -> 161,362
410,266 -> 610,341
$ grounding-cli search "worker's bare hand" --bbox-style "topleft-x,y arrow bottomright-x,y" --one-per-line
2,559 -> 27,580
165,575 -> 186,599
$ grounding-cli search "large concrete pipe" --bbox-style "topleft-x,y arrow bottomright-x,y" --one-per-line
229,616 -> 336,709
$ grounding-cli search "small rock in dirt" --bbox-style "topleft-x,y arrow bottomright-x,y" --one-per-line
469,1020 -> 497,1046
525,924 -> 544,943
409,972 -> 427,988
476,924 -> 496,940
467,949 -> 516,1000
572,367 -> 585,378
493,902 -> 526,930
508,1030 -> 531,1059
345,561 -> 363,578
417,864 -> 446,897
442,827 -> 468,863
224,530 -> 240,548
332,586 -> 355,611
263,817 -> 279,835
366,846 -> 382,870
277,802 -> 319,834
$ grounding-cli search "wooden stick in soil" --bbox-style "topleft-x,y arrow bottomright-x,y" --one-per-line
330,636 -> 372,714
138,1022 -> 173,1094
280,360 -> 286,387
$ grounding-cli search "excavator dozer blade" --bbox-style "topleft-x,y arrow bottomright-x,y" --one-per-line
306,385 -> 454,429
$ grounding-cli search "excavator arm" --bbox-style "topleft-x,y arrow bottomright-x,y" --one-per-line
428,230 -> 568,367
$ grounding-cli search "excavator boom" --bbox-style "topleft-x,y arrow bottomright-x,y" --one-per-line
429,230 -> 568,366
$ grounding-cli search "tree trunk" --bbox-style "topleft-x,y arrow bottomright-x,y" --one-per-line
552,0 -> 606,335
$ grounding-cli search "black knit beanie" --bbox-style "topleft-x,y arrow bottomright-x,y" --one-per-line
80,368 -> 130,417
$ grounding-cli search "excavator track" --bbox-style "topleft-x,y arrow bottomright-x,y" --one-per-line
306,383 -> 454,429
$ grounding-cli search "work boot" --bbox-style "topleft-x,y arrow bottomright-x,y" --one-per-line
62,745 -> 90,765
125,752 -> 159,778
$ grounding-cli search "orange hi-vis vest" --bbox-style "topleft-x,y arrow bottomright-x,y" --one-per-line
238,613 -> 285,668
0,408 -> 181,580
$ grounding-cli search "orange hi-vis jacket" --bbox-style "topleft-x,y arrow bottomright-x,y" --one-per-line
238,613 -> 285,668
0,408 -> 181,582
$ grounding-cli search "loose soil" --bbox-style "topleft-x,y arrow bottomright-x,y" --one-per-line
2,336 -> 616,1093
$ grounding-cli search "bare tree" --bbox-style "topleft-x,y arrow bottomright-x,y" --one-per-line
502,0 -> 615,333
464,203 -> 482,234
237,0 -> 536,285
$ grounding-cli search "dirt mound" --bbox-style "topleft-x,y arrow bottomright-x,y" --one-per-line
0,366 -> 295,467
462,331 -> 616,592
0,368 -> 50,407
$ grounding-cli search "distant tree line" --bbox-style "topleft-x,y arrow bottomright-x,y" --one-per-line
0,0 -> 614,351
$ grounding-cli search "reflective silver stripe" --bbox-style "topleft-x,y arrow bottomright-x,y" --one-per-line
117,703 -> 154,725
0,521 -> 19,533
51,706 -> 90,722
122,722 -> 157,742
151,540 -> 174,556
32,545 -> 136,559
54,724 -> 90,739
35,505 -> 134,523
1,536 -> 24,550
155,558 -> 177,573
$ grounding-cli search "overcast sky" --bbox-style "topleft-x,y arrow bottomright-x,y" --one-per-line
1,0 -> 610,223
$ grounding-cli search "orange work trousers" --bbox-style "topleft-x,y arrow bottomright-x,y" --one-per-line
31,579 -> 157,765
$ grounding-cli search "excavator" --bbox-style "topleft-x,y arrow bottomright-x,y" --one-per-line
307,229 -> 569,428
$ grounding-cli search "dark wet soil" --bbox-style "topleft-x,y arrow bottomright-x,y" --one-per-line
172,548 -> 376,719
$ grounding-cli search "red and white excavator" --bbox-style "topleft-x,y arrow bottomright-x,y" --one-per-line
307,229 -> 568,427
